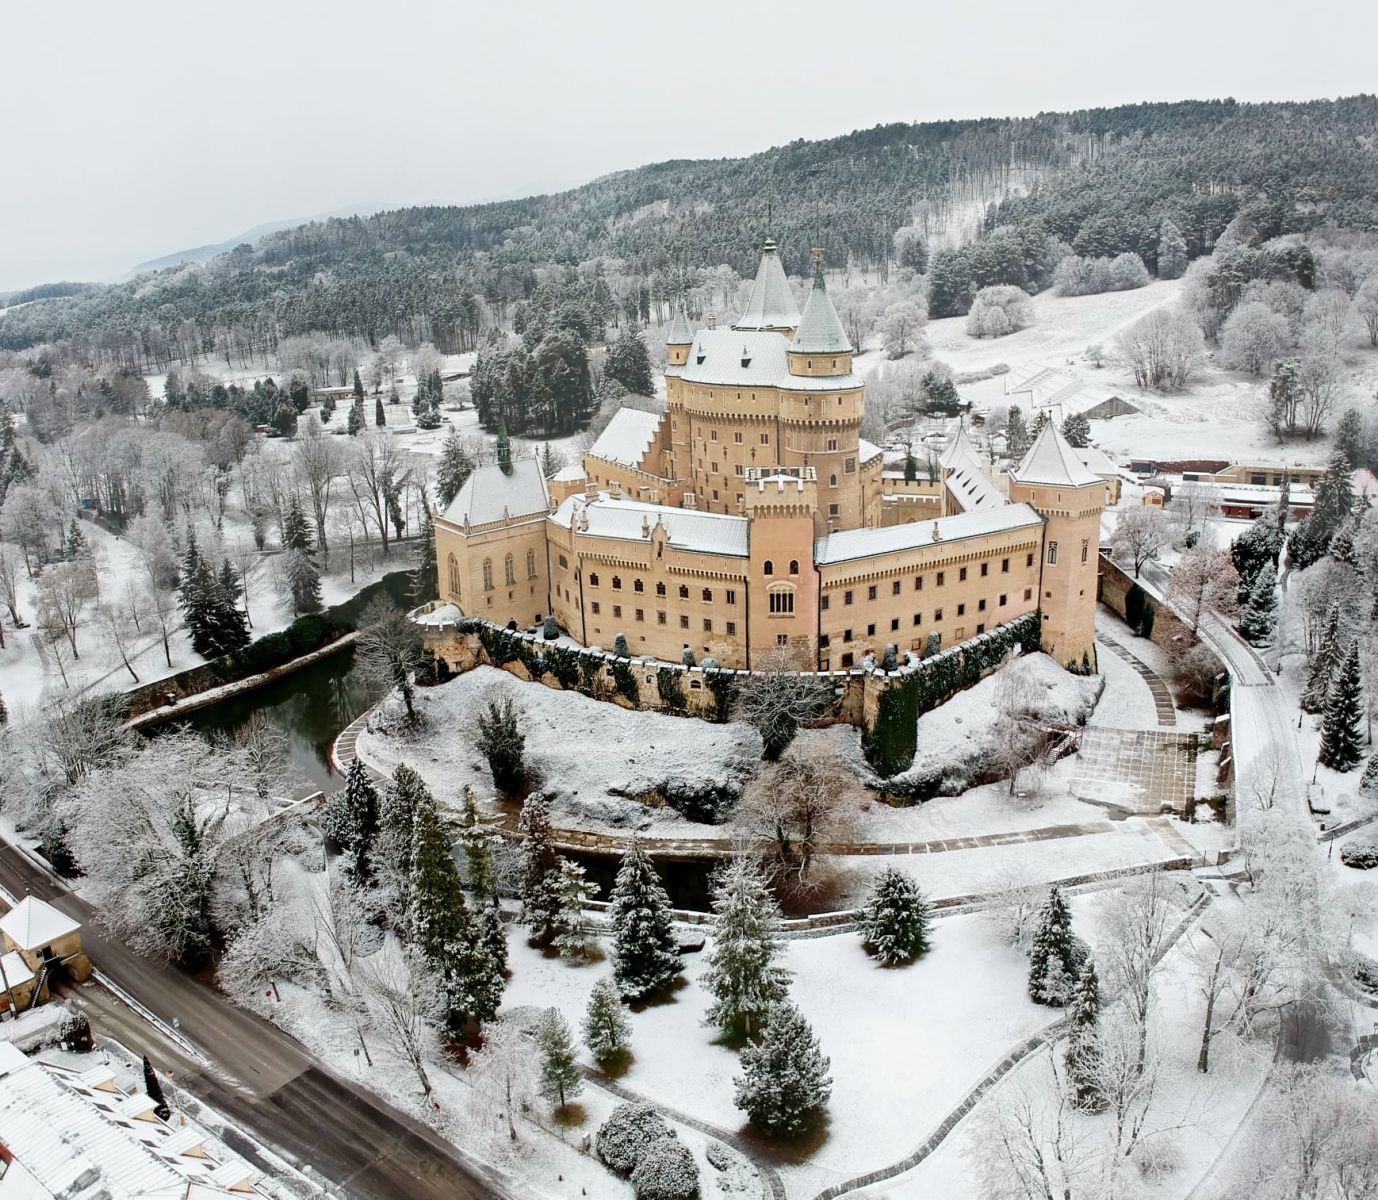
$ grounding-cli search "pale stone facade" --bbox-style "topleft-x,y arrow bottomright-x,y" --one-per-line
433,238 -> 1105,670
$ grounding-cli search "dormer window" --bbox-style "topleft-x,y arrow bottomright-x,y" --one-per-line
696,353 -> 706,364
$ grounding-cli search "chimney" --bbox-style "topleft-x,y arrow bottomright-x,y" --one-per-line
706,313 -> 717,330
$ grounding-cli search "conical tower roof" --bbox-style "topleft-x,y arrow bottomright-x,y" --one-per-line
734,236 -> 800,331
1010,421 -> 1101,487
665,294 -> 693,345
790,257 -> 851,354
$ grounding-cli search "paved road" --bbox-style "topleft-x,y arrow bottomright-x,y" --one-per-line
0,840 -> 514,1200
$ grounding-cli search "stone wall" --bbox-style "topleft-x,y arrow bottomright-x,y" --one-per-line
1097,553 -> 1194,653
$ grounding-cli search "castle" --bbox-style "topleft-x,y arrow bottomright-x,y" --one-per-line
434,238 -> 1106,672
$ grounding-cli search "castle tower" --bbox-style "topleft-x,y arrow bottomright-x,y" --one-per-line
733,236 -> 800,333
742,466 -> 821,666
665,294 -> 693,367
1006,423 -> 1107,670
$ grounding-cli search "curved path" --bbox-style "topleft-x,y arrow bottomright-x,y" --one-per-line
1095,631 -> 1177,727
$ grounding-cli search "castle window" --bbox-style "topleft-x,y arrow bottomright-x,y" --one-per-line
1081,541 -> 1089,563
768,589 -> 795,615
1027,553 -> 1035,567
957,604 -> 966,616
734,431 -> 743,444
808,361 -> 813,369
635,609 -> 644,622
726,590 -> 737,604
711,429 -> 718,441
483,559 -> 493,590
980,562 -> 988,577
844,590 -> 854,606
703,618 -> 713,632
612,576 -> 622,590
892,580 -> 901,596
527,549 -> 537,579
841,652 -> 854,668
936,572 -> 945,587
845,457 -> 856,473
844,628 -> 854,643
702,588 -> 713,602
656,581 -> 666,597
658,611 -> 667,624
891,618 -> 900,631
679,585 -> 689,599
760,433 -> 769,445
999,594 -> 1007,606
977,623 -> 986,634
613,605 -> 622,618
448,554 -> 460,598
959,567 -> 968,582
558,554 -> 568,569
819,633 -> 830,648
828,437 -> 838,452
829,504 -> 839,517
634,579 -> 644,593
821,595 -> 830,611
591,601 -> 601,615
915,575 -> 923,591
776,634 -> 789,647
763,560 -> 774,576
978,599 -> 987,612
868,585 -> 877,601
913,613 -> 922,625
867,623 -> 876,636
735,464 -> 743,475
505,555 -> 515,585
1001,557 -> 1009,573
680,614 -> 689,628
789,560 -> 799,575
1048,542 -> 1059,565
934,608 -> 943,621
727,621 -> 737,636
1025,588 -> 1033,601
830,474 -> 838,488
589,573 -> 599,587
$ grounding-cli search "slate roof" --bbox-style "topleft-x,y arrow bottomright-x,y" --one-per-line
733,237 -> 800,331
678,329 -> 863,391
551,493 -> 749,558
815,504 -> 1044,565
1011,423 -> 1103,488
789,271 -> 851,354
586,408 -> 663,470
665,296 -> 694,345
440,458 -> 549,527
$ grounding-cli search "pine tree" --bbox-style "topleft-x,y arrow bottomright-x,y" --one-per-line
323,758 -> 381,883
377,763 -> 425,912
605,326 -> 655,395
1061,411 -> 1091,448
702,859 -> 790,1039
412,506 -> 438,605
583,977 -> 631,1067
347,397 -> 364,435
480,901 -> 508,976
408,783 -> 474,1033
1238,561 -> 1278,644
476,697 -> 525,792
282,496 -> 322,615
142,1055 -> 171,1122
609,839 -> 682,1000
66,517 -> 89,563
1302,605 -> 1344,713
1005,407 -> 1030,459
211,558 -> 250,654
375,394 -> 386,428
178,532 -> 213,655
1335,408 -> 1364,468
519,794 -> 561,944
436,426 -> 476,511
553,857 -> 596,960
858,867 -> 931,965
1320,641 -> 1364,771
535,1008 -> 583,1111
457,787 -> 497,899
1157,218 -> 1188,280
0,691 -> 7,726
1028,886 -> 1077,1006
1064,960 -> 1105,1111
1359,754 -> 1378,797
733,1003 -> 832,1137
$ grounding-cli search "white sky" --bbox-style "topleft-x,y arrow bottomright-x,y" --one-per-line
4,0 -> 1376,292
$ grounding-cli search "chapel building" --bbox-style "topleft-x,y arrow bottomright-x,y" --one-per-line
434,237 -> 1106,671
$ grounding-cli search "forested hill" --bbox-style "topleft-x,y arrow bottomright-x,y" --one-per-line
4,95 -> 1377,364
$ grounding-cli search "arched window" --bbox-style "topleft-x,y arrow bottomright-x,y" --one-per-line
482,559 -> 494,590
763,560 -> 774,576
504,554 -> 515,585
830,473 -> 838,488
1081,541 -> 1089,564
789,559 -> 799,575
526,549 -> 537,579
1048,542 -> 1059,565
448,553 -> 461,598
768,584 -> 796,615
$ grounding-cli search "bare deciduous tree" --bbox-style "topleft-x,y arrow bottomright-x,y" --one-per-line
1167,543 -> 1240,633
1109,505 -> 1170,578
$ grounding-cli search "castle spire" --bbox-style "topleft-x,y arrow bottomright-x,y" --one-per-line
733,232 -> 800,332
496,419 -> 513,476
789,248 -> 851,355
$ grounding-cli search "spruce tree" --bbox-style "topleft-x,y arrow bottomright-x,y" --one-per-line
858,867 -> 931,965
733,1003 -> 832,1137
375,394 -> 386,428
1028,886 -> 1077,1006
1061,411 -> 1091,448
605,326 -> 655,395
347,397 -> 364,435
1302,605 -> 1344,713
178,532 -> 213,654
408,783 -> 474,1033
436,426 -> 475,511
323,758 -> 381,884
67,517 -> 89,563
1320,641 -> 1364,771
702,859 -> 790,1039
142,1055 -> 171,1122
480,901 -> 508,976
476,697 -> 525,792
535,1008 -> 583,1111
457,787 -> 496,900
211,558 -> 251,654
609,839 -> 682,1000
1359,754 -> 1378,797
1157,218 -> 1188,279
553,857 -> 596,960
412,506 -> 439,605
1064,960 -> 1105,1111
583,977 -> 631,1067
282,496 -> 322,615
1238,561 -> 1278,644
518,794 -> 562,944
1005,407 -> 1030,458
377,763 -> 425,912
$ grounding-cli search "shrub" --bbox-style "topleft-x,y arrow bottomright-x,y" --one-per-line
1340,841 -> 1378,870
612,660 -> 640,705
662,781 -> 736,824
631,1136 -> 699,1200
657,667 -> 687,713
597,1103 -> 673,1176
475,697 -> 525,793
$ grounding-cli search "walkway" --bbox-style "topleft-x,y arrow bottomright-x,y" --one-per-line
1096,633 -> 1177,727
1069,727 -> 1200,814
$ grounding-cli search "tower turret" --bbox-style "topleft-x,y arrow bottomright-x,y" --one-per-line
665,294 -> 694,367
787,250 -> 853,377
734,236 -> 800,334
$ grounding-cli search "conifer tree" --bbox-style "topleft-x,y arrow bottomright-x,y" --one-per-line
178,532 -> 213,654
1061,411 -> 1091,448
858,867 -> 931,965
553,857 -> 596,960
1238,561 -> 1278,644
702,859 -> 790,1038
212,558 -> 250,653
480,901 -> 508,976
1302,605 -> 1344,713
604,326 -> 655,395
1359,754 -> 1378,797
1320,641 -> 1364,771
1157,218 -> 1188,279
1064,960 -> 1105,1111
375,394 -> 386,428
457,787 -> 496,900
535,1008 -> 583,1111
347,397 -> 364,435
476,697 -> 525,792
323,758 -> 381,884
282,496 -> 322,615
609,839 -> 682,1000
435,426 -> 476,511
408,783 -> 473,1031
352,367 -> 365,404
1028,886 -> 1077,1006
733,1003 -> 832,1137
142,1055 -> 171,1122
67,517 -> 89,563
518,794 -> 562,944
412,506 -> 438,605
377,763 -> 425,912
583,977 -> 631,1067
1005,407 -> 1030,459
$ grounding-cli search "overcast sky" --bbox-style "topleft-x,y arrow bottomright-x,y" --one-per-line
4,0 -> 1375,292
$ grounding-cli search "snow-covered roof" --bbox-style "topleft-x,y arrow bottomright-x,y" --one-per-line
551,463 -> 587,482
0,897 -> 80,952
946,460 -> 1006,512
1,949 -> 35,987
733,236 -> 800,331
815,504 -> 1043,566
858,438 -> 883,466
939,423 -> 980,471
586,407 -> 663,470
551,493 -> 749,558
1011,424 -> 1103,488
1077,446 -> 1119,477
677,329 -> 863,391
665,296 -> 694,346
789,269 -> 851,354
440,457 -> 549,527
